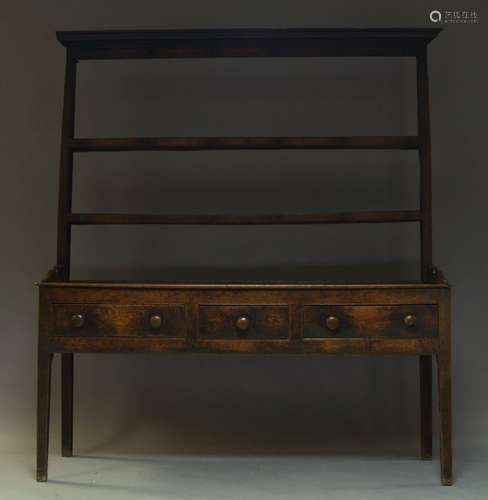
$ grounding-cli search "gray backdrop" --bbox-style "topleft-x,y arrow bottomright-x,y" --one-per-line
1,0 -> 486,497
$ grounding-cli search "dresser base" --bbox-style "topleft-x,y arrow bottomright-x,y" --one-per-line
37,277 -> 452,485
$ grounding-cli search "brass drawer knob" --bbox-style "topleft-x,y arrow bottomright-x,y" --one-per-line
149,314 -> 162,329
404,314 -> 417,327
71,314 -> 85,328
325,315 -> 340,331
235,315 -> 251,332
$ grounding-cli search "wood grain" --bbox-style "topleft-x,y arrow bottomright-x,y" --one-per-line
303,305 -> 437,339
198,305 -> 289,340
52,303 -> 186,338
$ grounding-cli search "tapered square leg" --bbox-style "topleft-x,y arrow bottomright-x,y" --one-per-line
61,353 -> 74,457
437,351 -> 453,485
419,355 -> 433,459
436,290 -> 453,486
36,349 -> 53,482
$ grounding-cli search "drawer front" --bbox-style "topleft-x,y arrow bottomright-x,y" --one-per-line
303,305 -> 437,339
199,305 -> 289,340
52,304 -> 186,338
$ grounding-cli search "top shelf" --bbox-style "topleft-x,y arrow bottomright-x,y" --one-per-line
56,28 -> 442,60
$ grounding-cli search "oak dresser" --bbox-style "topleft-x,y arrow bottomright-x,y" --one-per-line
37,28 -> 452,485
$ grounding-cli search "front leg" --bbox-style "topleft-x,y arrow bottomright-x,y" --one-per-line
437,291 -> 452,485
37,348 -> 53,481
61,353 -> 74,457
419,355 -> 432,459
437,350 -> 452,485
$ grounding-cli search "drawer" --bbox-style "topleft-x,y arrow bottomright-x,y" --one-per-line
52,303 -> 186,338
198,305 -> 289,340
303,305 -> 437,339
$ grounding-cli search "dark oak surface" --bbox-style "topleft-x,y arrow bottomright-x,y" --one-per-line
52,303 -> 186,338
40,282 -> 447,355
303,304 -> 438,339
199,305 -> 289,340
36,27 -> 452,486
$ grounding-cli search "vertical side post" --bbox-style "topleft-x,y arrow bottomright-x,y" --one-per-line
57,52 -> 77,277
416,48 -> 434,462
57,51 -> 77,458
416,48 -> 433,280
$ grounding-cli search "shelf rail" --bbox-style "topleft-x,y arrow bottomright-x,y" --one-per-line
68,136 -> 420,152
67,211 -> 421,226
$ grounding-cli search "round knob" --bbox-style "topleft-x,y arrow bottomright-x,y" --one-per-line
325,315 -> 340,331
235,315 -> 251,332
71,313 -> 85,328
404,314 -> 417,327
149,314 -> 162,329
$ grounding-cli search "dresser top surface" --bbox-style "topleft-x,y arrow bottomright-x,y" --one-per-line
39,278 -> 448,290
